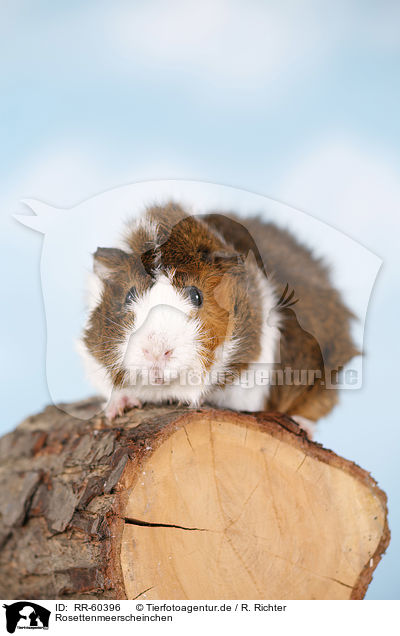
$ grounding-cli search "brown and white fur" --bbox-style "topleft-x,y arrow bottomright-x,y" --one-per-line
79,202 -> 358,435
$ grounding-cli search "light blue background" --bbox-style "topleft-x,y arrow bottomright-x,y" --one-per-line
1,1 -> 399,599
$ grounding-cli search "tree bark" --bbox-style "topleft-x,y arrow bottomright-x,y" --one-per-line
0,399 -> 390,600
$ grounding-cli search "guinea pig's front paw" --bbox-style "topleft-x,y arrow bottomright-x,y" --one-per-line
105,393 -> 143,421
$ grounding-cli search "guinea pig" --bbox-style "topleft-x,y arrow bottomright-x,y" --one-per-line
79,201 -> 358,435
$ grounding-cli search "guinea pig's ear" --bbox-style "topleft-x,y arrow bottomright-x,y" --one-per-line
93,247 -> 130,280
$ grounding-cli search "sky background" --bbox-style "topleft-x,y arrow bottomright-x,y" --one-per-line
1,1 -> 399,599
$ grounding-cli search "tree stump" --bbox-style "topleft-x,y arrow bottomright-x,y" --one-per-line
0,400 -> 390,600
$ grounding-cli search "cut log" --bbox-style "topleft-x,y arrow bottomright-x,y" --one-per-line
0,400 -> 390,600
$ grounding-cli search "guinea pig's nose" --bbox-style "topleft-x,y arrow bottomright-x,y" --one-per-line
142,346 -> 173,362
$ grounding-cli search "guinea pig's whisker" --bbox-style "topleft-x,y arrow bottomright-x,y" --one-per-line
91,363 -> 119,375
88,347 -> 121,356
90,340 -> 124,349
103,316 -> 125,329
90,340 -> 124,351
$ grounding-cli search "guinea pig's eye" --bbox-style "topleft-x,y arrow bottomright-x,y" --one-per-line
185,286 -> 203,308
125,286 -> 138,305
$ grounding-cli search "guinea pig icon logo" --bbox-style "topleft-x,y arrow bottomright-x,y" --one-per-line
14,180 -> 381,421
2,602 -> 50,633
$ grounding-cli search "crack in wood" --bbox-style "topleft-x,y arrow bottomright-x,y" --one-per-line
132,585 -> 154,599
295,455 -> 307,472
182,426 -> 194,452
124,517 -> 209,531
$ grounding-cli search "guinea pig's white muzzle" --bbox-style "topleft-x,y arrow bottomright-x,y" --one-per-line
120,275 -> 203,386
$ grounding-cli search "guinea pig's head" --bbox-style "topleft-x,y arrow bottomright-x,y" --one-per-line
82,203 -> 265,400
